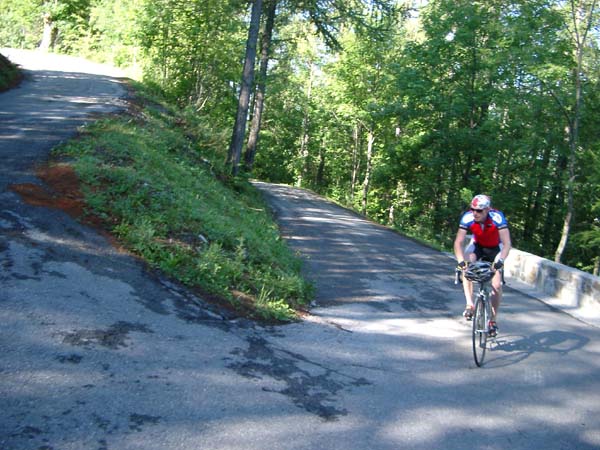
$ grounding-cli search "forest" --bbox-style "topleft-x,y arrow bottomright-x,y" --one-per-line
1,0 -> 599,275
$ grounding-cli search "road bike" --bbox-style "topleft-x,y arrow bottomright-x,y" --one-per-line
455,261 -> 497,367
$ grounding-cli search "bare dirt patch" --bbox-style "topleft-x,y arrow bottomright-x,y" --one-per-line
9,163 -> 122,249
11,164 -> 85,216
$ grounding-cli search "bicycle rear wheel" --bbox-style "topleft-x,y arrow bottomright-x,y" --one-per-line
472,297 -> 488,367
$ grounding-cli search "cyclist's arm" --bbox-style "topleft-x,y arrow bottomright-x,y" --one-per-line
454,228 -> 468,263
498,228 -> 512,261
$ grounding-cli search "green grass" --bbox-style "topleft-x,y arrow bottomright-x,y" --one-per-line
55,84 -> 313,321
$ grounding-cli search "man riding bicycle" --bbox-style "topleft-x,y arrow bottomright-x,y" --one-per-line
453,194 -> 512,337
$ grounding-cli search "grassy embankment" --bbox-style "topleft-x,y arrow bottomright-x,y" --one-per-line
0,53 -> 23,91
53,82 -> 313,321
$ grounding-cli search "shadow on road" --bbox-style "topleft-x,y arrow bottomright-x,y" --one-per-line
485,330 -> 589,368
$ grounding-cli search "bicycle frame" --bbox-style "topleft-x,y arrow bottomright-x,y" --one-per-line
471,278 -> 493,366
455,262 -> 498,367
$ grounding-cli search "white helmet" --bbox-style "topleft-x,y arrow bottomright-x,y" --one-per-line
471,194 -> 491,210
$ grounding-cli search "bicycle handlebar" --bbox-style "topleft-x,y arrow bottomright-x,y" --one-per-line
454,262 -> 505,285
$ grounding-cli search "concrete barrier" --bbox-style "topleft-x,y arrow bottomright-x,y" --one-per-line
505,249 -> 600,327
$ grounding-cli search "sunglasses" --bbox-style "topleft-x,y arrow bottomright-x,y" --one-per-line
471,208 -> 485,213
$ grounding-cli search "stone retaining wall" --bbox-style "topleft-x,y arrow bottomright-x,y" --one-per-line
505,249 -> 600,321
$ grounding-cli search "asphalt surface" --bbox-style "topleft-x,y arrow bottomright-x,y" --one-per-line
1,49 -> 600,450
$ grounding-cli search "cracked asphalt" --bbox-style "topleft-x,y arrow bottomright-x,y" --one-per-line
1,49 -> 600,450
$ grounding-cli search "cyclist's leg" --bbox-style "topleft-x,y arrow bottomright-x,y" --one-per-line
490,250 -> 503,327
462,241 -> 477,315
491,270 -> 502,319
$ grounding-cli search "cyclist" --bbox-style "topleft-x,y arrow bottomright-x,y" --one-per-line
454,194 -> 512,337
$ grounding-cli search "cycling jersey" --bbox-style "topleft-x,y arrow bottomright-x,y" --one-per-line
459,209 -> 508,248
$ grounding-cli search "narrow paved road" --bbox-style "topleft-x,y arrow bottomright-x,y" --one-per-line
1,50 -> 599,450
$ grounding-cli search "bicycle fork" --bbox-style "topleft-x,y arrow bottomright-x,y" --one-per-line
474,289 -> 492,335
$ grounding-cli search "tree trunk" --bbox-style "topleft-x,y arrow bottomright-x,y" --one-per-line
543,154 -> 567,247
297,118 -> 310,186
554,0 -> 596,262
523,145 -> 550,244
316,138 -> 326,186
39,13 -> 57,51
351,123 -> 360,202
361,128 -> 375,216
227,0 -> 263,176
244,0 -> 277,173
297,62 -> 314,187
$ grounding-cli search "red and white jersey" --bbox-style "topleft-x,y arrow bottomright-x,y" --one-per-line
459,209 -> 508,248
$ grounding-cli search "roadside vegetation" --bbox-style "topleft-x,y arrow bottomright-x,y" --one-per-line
0,53 -> 22,92
54,82 -> 313,321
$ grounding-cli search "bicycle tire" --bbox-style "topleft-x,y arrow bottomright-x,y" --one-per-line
472,296 -> 487,367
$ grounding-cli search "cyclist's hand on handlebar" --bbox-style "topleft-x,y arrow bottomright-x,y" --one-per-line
456,260 -> 467,271
493,259 -> 504,271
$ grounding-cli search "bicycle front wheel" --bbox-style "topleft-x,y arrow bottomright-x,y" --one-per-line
472,297 -> 488,367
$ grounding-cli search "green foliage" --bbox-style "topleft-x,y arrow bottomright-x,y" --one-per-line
72,0 -> 143,67
0,53 -> 23,91
46,0 -> 94,52
0,0 -> 42,48
55,91 -> 312,321
254,0 -> 600,273
137,0 -> 246,114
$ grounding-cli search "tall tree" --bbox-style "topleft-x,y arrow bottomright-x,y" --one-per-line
232,0 -> 397,176
244,0 -> 278,172
227,0 -> 263,176
391,0 -> 509,236
553,0 -> 599,262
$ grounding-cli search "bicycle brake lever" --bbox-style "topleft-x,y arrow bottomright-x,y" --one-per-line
454,269 -> 462,285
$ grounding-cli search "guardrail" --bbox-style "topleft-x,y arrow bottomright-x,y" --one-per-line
505,249 -> 600,327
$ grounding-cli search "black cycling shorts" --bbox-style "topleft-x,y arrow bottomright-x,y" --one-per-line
474,244 -> 500,262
